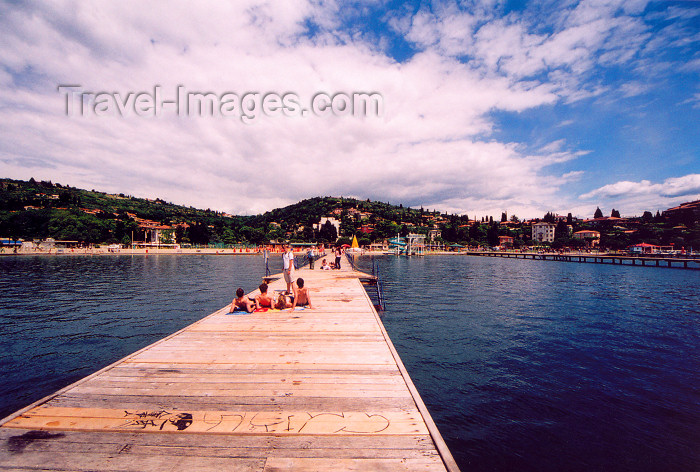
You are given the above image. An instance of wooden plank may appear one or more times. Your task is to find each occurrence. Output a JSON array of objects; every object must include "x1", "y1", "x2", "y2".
[
  {"x1": 0, "y1": 428, "x2": 438, "y2": 452},
  {"x1": 48, "y1": 394, "x2": 420, "y2": 412},
  {"x1": 5, "y1": 407, "x2": 428, "y2": 435},
  {"x1": 263, "y1": 457, "x2": 447, "y2": 472}
]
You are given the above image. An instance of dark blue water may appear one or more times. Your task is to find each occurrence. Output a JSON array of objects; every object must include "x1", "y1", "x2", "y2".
[
  {"x1": 0, "y1": 255, "x2": 264, "y2": 417},
  {"x1": 1, "y1": 255, "x2": 698, "y2": 471},
  {"x1": 354, "y1": 255, "x2": 699, "y2": 472}
]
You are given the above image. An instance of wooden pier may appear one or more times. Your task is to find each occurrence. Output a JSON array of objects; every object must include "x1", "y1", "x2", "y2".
[
  {"x1": 0, "y1": 258, "x2": 459, "y2": 471},
  {"x1": 467, "y1": 251, "x2": 700, "y2": 270}
]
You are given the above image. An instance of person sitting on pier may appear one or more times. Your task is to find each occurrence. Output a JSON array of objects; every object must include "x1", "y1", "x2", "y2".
[
  {"x1": 275, "y1": 292, "x2": 292, "y2": 310},
  {"x1": 289, "y1": 277, "x2": 313, "y2": 311},
  {"x1": 255, "y1": 283, "x2": 274, "y2": 309},
  {"x1": 229, "y1": 287, "x2": 255, "y2": 313},
  {"x1": 321, "y1": 258, "x2": 330, "y2": 270}
]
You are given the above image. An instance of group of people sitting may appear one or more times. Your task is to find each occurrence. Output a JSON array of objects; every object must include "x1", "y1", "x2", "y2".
[
  {"x1": 319, "y1": 258, "x2": 333, "y2": 270},
  {"x1": 229, "y1": 278, "x2": 313, "y2": 313}
]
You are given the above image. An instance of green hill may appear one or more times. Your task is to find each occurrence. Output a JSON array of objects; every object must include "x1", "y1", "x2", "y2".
[
  {"x1": 0, "y1": 178, "x2": 441, "y2": 246},
  {"x1": 2, "y1": 178, "x2": 698, "y2": 250}
]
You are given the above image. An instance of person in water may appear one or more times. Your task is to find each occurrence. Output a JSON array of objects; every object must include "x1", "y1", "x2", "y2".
[
  {"x1": 230, "y1": 287, "x2": 255, "y2": 313},
  {"x1": 255, "y1": 283, "x2": 274, "y2": 309},
  {"x1": 289, "y1": 277, "x2": 313, "y2": 311}
]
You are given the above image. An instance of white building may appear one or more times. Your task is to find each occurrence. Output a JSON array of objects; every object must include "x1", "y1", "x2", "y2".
[
  {"x1": 314, "y1": 217, "x2": 341, "y2": 235},
  {"x1": 532, "y1": 222, "x2": 556, "y2": 243}
]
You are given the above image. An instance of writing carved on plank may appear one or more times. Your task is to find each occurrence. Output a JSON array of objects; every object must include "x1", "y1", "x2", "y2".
[{"x1": 117, "y1": 410, "x2": 390, "y2": 434}]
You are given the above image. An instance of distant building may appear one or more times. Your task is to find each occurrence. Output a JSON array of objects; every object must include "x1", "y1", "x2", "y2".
[
  {"x1": 663, "y1": 200, "x2": 700, "y2": 221},
  {"x1": 427, "y1": 228, "x2": 441, "y2": 241},
  {"x1": 498, "y1": 235, "x2": 514, "y2": 247},
  {"x1": 573, "y1": 230, "x2": 600, "y2": 247},
  {"x1": 532, "y1": 222, "x2": 555, "y2": 243},
  {"x1": 628, "y1": 243, "x2": 660, "y2": 254},
  {"x1": 315, "y1": 217, "x2": 341, "y2": 235}
]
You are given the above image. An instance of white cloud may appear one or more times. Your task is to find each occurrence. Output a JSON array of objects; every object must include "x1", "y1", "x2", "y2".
[
  {"x1": 578, "y1": 174, "x2": 700, "y2": 215},
  {"x1": 0, "y1": 0, "x2": 696, "y2": 220}
]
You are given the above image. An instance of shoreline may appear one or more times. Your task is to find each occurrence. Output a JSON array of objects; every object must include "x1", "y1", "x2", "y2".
[{"x1": 1, "y1": 247, "x2": 617, "y2": 257}]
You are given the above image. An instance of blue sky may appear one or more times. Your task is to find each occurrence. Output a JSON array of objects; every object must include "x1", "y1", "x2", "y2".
[{"x1": 0, "y1": 0, "x2": 698, "y2": 218}]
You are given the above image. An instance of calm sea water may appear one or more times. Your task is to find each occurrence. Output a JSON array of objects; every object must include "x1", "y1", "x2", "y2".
[{"x1": 1, "y1": 254, "x2": 698, "y2": 471}]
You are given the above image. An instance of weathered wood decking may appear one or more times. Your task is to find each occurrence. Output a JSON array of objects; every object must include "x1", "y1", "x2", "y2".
[{"x1": 0, "y1": 256, "x2": 459, "y2": 471}]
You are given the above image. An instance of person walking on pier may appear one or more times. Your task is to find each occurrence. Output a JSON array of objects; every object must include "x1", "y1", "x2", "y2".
[
  {"x1": 307, "y1": 247, "x2": 315, "y2": 269},
  {"x1": 282, "y1": 243, "x2": 295, "y2": 294}
]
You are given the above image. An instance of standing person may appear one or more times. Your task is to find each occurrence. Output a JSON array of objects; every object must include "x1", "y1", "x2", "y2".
[
  {"x1": 334, "y1": 246, "x2": 341, "y2": 270},
  {"x1": 282, "y1": 243, "x2": 295, "y2": 294},
  {"x1": 308, "y1": 246, "x2": 315, "y2": 269}
]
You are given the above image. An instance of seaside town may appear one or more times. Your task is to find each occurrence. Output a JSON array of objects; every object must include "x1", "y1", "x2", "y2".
[{"x1": 1, "y1": 178, "x2": 699, "y2": 256}]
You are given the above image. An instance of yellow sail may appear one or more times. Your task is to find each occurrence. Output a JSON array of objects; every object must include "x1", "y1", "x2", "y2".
[{"x1": 351, "y1": 235, "x2": 359, "y2": 248}]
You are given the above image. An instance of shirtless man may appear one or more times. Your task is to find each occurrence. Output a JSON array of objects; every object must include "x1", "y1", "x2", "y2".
[
  {"x1": 290, "y1": 277, "x2": 313, "y2": 311},
  {"x1": 229, "y1": 287, "x2": 255, "y2": 313},
  {"x1": 255, "y1": 283, "x2": 274, "y2": 309}
]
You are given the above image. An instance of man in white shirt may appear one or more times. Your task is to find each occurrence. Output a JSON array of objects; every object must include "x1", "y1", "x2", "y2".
[{"x1": 282, "y1": 243, "x2": 295, "y2": 294}]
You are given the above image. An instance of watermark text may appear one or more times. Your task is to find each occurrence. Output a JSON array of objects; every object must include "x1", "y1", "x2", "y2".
[{"x1": 58, "y1": 85, "x2": 383, "y2": 123}]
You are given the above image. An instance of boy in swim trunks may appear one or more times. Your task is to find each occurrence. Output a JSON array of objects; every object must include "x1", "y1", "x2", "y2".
[
  {"x1": 230, "y1": 287, "x2": 255, "y2": 313},
  {"x1": 289, "y1": 277, "x2": 313, "y2": 311}
]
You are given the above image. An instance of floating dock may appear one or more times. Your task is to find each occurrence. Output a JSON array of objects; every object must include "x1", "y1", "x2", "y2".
[{"x1": 0, "y1": 258, "x2": 459, "y2": 471}]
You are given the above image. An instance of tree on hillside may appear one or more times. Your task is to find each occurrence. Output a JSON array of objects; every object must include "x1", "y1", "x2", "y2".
[
  {"x1": 319, "y1": 220, "x2": 337, "y2": 242},
  {"x1": 486, "y1": 223, "x2": 499, "y2": 247},
  {"x1": 611, "y1": 209, "x2": 621, "y2": 218},
  {"x1": 501, "y1": 212, "x2": 507, "y2": 222},
  {"x1": 555, "y1": 220, "x2": 569, "y2": 241},
  {"x1": 594, "y1": 207, "x2": 603, "y2": 218}
]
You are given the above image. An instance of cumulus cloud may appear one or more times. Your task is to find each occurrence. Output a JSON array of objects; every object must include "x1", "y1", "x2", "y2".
[
  {"x1": 0, "y1": 0, "x2": 697, "y2": 219},
  {"x1": 579, "y1": 174, "x2": 700, "y2": 215}
]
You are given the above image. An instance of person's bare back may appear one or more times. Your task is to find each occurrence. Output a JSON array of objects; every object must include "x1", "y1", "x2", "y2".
[
  {"x1": 290, "y1": 277, "x2": 313, "y2": 311},
  {"x1": 255, "y1": 283, "x2": 274, "y2": 308}
]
